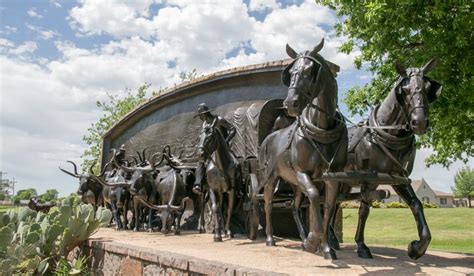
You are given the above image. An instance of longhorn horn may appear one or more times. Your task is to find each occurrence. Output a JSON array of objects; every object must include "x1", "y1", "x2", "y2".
[
  {"x1": 89, "y1": 160, "x2": 97, "y2": 175},
  {"x1": 142, "y1": 147, "x2": 147, "y2": 162},
  {"x1": 286, "y1": 44, "x2": 297, "y2": 59},
  {"x1": 59, "y1": 166, "x2": 79, "y2": 178},
  {"x1": 135, "y1": 151, "x2": 143, "y2": 163},
  {"x1": 92, "y1": 175, "x2": 129, "y2": 187},
  {"x1": 152, "y1": 152, "x2": 165, "y2": 168},
  {"x1": 67, "y1": 160, "x2": 79, "y2": 175},
  {"x1": 97, "y1": 161, "x2": 111, "y2": 177},
  {"x1": 310, "y1": 38, "x2": 324, "y2": 56}
]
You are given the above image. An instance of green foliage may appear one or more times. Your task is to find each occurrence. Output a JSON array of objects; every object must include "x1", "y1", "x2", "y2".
[
  {"x1": 340, "y1": 200, "x2": 360, "y2": 208},
  {"x1": 0, "y1": 196, "x2": 112, "y2": 275},
  {"x1": 318, "y1": 1, "x2": 473, "y2": 167},
  {"x1": 82, "y1": 70, "x2": 199, "y2": 172},
  {"x1": 423, "y1": 202, "x2": 438, "y2": 208},
  {"x1": 82, "y1": 84, "x2": 151, "y2": 173},
  {"x1": 385, "y1": 202, "x2": 408, "y2": 208},
  {"x1": 371, "y1": 201, "x2": 383, "y2": 208},
  {"x1": 38, "y1": 189, "x2": 59, "y2": 203},
  {"x1": 452, "y1": 166, "x2": 474, "y2": 207},
  {"x1": 14, "y1": 188, "x2": 38, "y2": 204},
  {"x1": 54, "y1": 254, "x2": 90, "y2": 276}
]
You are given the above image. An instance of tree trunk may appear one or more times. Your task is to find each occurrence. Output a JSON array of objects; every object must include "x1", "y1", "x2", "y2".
[{"x1": 469, "y1": 195, "x2": 472, "y2": 208}]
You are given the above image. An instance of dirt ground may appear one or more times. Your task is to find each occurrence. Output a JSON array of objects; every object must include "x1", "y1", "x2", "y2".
[{"x1": 91, "y1": 228, "x2": 474, "y2": 275}]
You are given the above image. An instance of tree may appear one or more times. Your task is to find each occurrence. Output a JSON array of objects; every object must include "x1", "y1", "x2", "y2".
[
  {"x1": 452, "y1": 166, "x2": 474, "y2": 208},
  {"x1": 38, "y1": 189, "x2": 59, "y2": 203},
  {"x1": 82, "y1": 72, "x2": 199, "y2": 172},
  {"x1": 13, "y1": 188, "x2": 37, "y2": 204},
  {"x1": 82, "y1": 84, "x2": 151, "y2": 173},
  {"x1": 317, "y1": 1, "x2": 473, "y2": 167}
]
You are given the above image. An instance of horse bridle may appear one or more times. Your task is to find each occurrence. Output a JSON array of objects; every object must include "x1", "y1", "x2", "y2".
[{"x1": 287, "y1": 54, "x2": 323, "y2": 107}]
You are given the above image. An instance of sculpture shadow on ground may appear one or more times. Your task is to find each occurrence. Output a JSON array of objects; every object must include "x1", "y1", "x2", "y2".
[{"x1": 312, "y1": 245, "x2": 473, "y2": 275}]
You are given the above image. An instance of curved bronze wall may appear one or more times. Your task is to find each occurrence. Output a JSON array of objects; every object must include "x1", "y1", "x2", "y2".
[{"x1": 101, "y1": 59, "x2": 291, "y2": 166}]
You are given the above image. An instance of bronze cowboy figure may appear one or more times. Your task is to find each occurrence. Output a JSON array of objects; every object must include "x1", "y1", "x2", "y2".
[{"x1": 193, "y1": 103, "x2": 236, "y2": 194}]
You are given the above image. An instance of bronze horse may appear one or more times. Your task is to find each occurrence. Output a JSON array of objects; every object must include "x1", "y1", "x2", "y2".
[
  {"x1": 197, "y1": 124, "x2": 242, "y2": 242},
  {"x1": 255, "y1": 39, "x2": 348, "y2": 259},
  {"x1": 342, "y1": 59, "x2": 442, "y2": 260}
]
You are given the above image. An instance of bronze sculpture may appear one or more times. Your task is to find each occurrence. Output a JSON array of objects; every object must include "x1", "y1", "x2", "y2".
[
  {"x1": 28, "y1": 197, "x2": 56, "y2": 213},
  {"x1": 59, "y1": 160, "x2": 107, "y2": 210},
  {"x1": 196, "y1": 103, "x2": 241, "y2": 241},
  {"x1": 193, "y1": 103, "x2": 236, "y2": 194},
  {"x1": 341, "y1": 59, "x2": 442, "y2": 259},
  {"x1": 255, "y1": 39, "x2": 348, "y2": 259}
]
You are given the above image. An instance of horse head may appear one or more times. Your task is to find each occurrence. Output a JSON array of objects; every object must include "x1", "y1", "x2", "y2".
[
  {"x1": 282, "y1": 38, "x2": 337, "y2": 116},
  {"x1": 197, "y1": 125, "x2": 219, "y2": 160},
  {"x1": 394, "y1": 58, "x2": 442, "y2": 135}
]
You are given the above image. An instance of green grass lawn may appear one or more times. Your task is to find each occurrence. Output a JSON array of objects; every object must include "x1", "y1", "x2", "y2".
[
  {"x1": 0, "y1": 205, "x2": 17, "y2": 213},
  {"x1": 342, "y1": 208, "x2": 474, "y2": 254}
]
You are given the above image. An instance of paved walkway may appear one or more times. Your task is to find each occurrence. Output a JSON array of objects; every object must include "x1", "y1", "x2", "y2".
[{"x1": 91, "y1": 228, "x2": 474, "y2": 275}]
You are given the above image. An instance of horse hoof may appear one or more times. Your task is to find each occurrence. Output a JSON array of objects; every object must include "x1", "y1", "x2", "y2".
[
  {"x1": 174, "y1": 230, "x2": 181, "y2": 235},
  {"x1": 357, "y1": 244, "x2": 373, "y2": 259},
  {"x1": 199, "y1": 228, "x2": 206, "y2": 234},
  {"x1": 148, "y1": 228, "x2": 154, "y2": 233},
  {"x1": 214, "y1": 236, "x2": 223, "y2": 242},
  {"x1": 323, "y1": 249, "x2": 337, "y2": 260},
  {"x1": 133, "y1": 228, "x2": 139, "y2": 232},
  {"x1": 266, "y1": 239, "x2": 275, "y2": 246},
  {"x1": 303, "y1": 234, "x2": 319, "y2": 253},
  {"x1": 226, "y1": 231, "x2": 234, "y2": 239},
  {"x1": 408, "y1": 240, "x2": 425, "y2": 260}
]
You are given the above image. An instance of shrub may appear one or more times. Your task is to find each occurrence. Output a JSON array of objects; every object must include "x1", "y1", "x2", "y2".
[
  {"x1": 341, "y1": 201, "x2": 360, "y2": 208},
  {"x1": 0, "y1": 196, "x2": 111, "y2": 275},
  {"x1": 385, "y1": 201, "x2": 408, "y2": 208},
  {"x1": 423, "y1": 202, "x2": 438, "y2": 208},
  {"x1": 371, "y1": 201, "x2": 384, "y2": 208}
]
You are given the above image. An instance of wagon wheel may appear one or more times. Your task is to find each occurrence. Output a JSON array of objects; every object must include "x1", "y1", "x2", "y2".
[{"x1": 246, "y1": 173, "x2": 261, "y2": 240}]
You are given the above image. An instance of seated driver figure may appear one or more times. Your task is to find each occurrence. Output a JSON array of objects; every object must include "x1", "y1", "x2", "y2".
[{"x1": 192, "y1": 103, "x2": 236, "y2": 194}]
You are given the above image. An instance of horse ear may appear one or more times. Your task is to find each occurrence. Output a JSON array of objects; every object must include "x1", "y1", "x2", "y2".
[
  {"x1": 426, "y1": 78, "x2": 443, "y2": 103},
  {"x1": 286, "y1": 44, "x2": 297, "y2": 59},
  {"x1": 422, "y1": 57, "x2": 438, "y2": 74},
  {"x1": 395, "y1": 60, "x2": 407, "y2": 77},
  {"x1": 310, "y1": 38, "x2": 324, "y2": 56}
]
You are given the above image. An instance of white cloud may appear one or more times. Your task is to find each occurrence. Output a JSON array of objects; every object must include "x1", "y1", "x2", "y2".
[
  {"x1": 27, "y1": 8, "x2": 43, "y2": 19},
  {"x1": 51, "y1": 0, "x2": 62, "y2": 8},
  {"x1": 0, "y1": 0, "x2": 368, "y2": 196},
  {"x1": 0, "y1": 25, "x2": 18, "y2": 35},
  {"x1": 9, "y1": 41, "x2": 38, "y2": 56},
  {"x1": 26, "y1": 24, "x2": 61, "y2": 40},
  {"x1": 0, "y1": 38, "x2": 14, "y2": 48},
  {"x1": 248, "y1": 0, "x2": 280, "y2": 12},
  {"x1": 69, "y1": 0, "x2": 156, "y2": 38}
]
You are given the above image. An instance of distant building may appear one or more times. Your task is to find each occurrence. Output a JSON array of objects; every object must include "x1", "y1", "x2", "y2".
[{"x1": 378, "y1": 178, "x2": 454, "y2": 208}]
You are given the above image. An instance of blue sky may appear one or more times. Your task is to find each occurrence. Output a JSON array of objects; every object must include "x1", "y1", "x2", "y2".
[{"x1": 0, "y1": 0, "x2": 471, "y2": 197}]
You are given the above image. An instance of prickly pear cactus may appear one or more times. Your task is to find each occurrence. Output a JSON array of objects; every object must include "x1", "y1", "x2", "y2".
[{"x1": 0, "y1": 196, "x2": 112, "y2": 275}]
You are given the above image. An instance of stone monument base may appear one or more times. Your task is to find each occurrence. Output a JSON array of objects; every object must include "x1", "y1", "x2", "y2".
[{"x1": 82, "y1": 228, "x2": 473, "y2": 275}]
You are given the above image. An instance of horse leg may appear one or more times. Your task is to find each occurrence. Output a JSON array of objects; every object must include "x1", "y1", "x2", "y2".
[
  {"x1": 292, "y1": 185, "x2": 307, "y2": 242},
  {"x1": 199, "y1": 193, "x2": 206, "y2": 233},
  {"x1": 133, "y1": 199, "x2": 140, "y2": 232},
  {"x1": 225, "y1": 190, "x2": 235, "y2": 238},
  {"x1": 296, "y1": 172, "x2": 323, "y2": 253},
  {"x1": 123, "y1": 201, "x2": 129, "y2": 230},
  {"x1": 111, "y1": 203, "x2": 122, "y2": 230},
  {"x1": 393, "y1": 184, "x2": 431, "y2": 260},
  {"x1": 175, "y1": 212, "x2": 183, "y2": 235},
  {"x1": 264, "y1": 176, "x2": 278, "y2": 246},
  {"x1": 320, "y1": 181, "x2": 340, "y2": 260},
  {"x1": 355, "y1": 184, "x2": 376, "y2": 258},
  {"x1": 209, "y1": 189, "x2": 222, "y2": 242},
  {"x1": 148, "y1": 207, "x2": 154, "y2": 232},
  {"x1": 328, "y1": 204, "x2": 340, "y2": 250}
]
